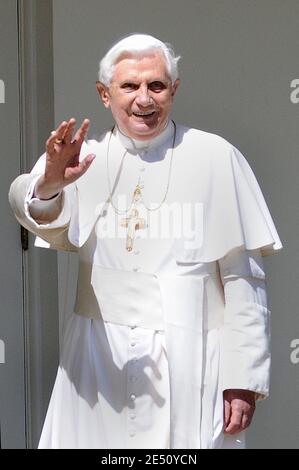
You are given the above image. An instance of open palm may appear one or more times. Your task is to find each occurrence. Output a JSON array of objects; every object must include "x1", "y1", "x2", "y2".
[{"x1": 35, "y1": 118, "x2": 95, "y2": 199}]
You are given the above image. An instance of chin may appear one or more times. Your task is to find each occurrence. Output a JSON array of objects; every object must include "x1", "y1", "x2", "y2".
[
  {"x1": 133, "y1": 131, "x2": 159, "y2": 141},
  {"x1": 128, "y1": 122, "x2": 164, "y2": 140}
]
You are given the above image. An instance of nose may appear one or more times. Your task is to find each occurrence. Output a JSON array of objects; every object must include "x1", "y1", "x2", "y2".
[{"x1": 135, "y1": 86, "x2": 152, "y2": 107}]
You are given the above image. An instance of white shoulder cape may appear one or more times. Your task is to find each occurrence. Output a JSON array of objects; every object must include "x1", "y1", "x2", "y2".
[{"x1": 16, "y1": 125, "x2": 282, "y2": 259}]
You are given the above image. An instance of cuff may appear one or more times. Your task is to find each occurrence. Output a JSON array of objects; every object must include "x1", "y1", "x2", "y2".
[{"x1": 24, "y1": 175, "x2": 68, "y2": 227}]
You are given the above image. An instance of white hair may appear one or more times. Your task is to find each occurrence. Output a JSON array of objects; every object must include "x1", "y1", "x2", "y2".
[{"x1": 98, "y1": 33, "x2": 180, "y2": 86}]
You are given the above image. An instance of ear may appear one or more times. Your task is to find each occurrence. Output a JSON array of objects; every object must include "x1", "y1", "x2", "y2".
[
  {"x1": 96, "y1": 81, "x2": 111, "y2": 108},
  {"x1": 171, "y1": 79, "x2": 180, "y2": 97}
]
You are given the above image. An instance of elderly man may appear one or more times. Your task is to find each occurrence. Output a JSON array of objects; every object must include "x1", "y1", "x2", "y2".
[{"x1": 9, "y1": 34, "x2": 282, "y2": 449}]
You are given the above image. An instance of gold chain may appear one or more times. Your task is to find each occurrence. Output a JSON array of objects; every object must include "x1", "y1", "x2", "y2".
[{"x1": 106, "y1": 121, "x2": 176, "y2": 215}]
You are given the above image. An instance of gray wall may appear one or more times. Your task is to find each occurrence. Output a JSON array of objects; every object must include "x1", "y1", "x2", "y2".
[{"x1": 51, "y1": 0, "x2": 298, "y2": 448}]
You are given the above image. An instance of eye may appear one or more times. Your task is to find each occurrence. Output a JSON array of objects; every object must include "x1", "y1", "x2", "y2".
[
  {"x1": 121, "y1": 83, "x2": 138, "y2": 91},
  {"x1": 149, "y1": 81, "x2": 166, "y2": 92}
]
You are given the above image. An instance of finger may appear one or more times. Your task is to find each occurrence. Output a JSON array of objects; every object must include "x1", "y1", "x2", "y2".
[
  {"x1": 78, "y1": 153, "x2": 96, "y2": 175},
  {"x1": 224, "y1": 421, "x2": 243, "y2": 434},
  {"x1": 224, "y1": 410, "x2": 243, "y2": 435},
  {"x1": 68, "y1": 153, "x2": 95, "y2": 179},
  {"x1": 46, "y1": 121, "x2": 68, "y2": 153},
  {"x1": 224, "y1": 400, "x2": 231, "y2": 428},
  {"x1": 73, "y1": 118, "x2": 90, "y2": 146},
  {"x1": 241, "y1": 412, "x2": 253, "y2": 430},
  {"x1": 63, "y1": 118, "x2": 77, "y2": 144},
  {"x1": 54, "y1": 120, "x2": 69, "y2": 141}
]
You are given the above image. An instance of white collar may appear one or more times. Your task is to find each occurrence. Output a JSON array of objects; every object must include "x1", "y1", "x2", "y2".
[{"x1": 115, "y1": 120, "x2": 174, "y2": 154}]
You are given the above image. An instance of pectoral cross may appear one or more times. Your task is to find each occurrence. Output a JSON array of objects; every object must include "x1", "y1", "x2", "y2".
[{"x1": 120, "y1": 208, "x2": 146, "y2": 251}]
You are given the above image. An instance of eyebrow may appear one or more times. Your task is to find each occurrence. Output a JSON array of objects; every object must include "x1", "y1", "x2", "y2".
[{"x1": 119, "y1": 79, "x2": 168, "y2": 86}]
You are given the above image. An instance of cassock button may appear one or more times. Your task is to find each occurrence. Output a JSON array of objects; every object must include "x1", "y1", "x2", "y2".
[{"x1": 130, "y1": 375, "x2": 137, "y2": 383}]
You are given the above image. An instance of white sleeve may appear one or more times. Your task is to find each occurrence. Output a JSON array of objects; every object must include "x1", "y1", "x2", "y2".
[
  {"x1": 9, "y1": 160, "x2": 77, "y2": 251},
  {"x1": 25, "y1": 175, "x2": 70, "y2": 227},
  {"x1": 218, "y1": 248, "x2": 271, "y2": 398},
  {"x1": 27, "y1": 185, "x2": 63, "y2": 224}
]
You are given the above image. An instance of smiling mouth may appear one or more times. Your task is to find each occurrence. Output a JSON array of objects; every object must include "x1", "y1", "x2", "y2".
[{"x1": 132, "y1": 111, "x2": 156, "y2": 118}]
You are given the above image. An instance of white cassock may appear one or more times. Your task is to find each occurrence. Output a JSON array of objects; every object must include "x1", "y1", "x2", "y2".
[{"x1": 9, "y1": 120, "x2": 283, "y2": 449}]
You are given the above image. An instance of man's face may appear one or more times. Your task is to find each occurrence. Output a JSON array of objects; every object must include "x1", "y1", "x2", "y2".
[{"x1": 97, "y1": 51, "x2": 180, "y2": 140}]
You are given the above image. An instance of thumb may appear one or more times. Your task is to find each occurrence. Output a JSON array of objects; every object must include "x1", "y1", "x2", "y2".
[{"x1": 78, "y1": 153, "x2": 96, "y2": 175}]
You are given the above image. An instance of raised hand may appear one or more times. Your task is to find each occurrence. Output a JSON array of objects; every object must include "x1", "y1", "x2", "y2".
[{"x1": 34, "y1": 118, "x2": 95, "y2": 199}]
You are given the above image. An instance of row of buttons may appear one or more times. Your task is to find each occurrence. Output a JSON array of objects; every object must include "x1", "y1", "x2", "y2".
[
  {"x1": 128, "y1": 327, "x2": 139, "y2": 438},
  {"x1": 127, "y1": 161, "x2": 144, "y2": 438}
]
